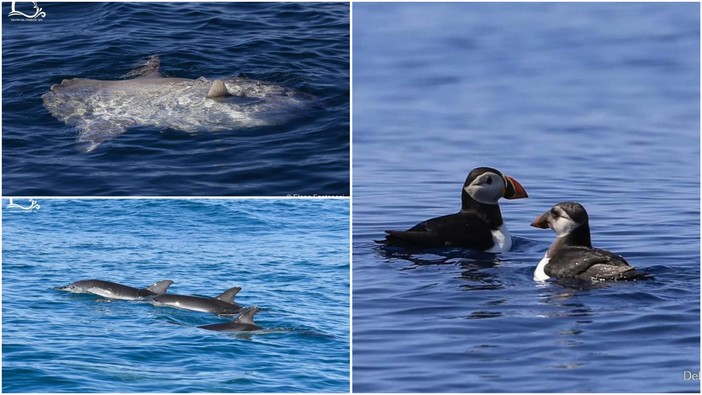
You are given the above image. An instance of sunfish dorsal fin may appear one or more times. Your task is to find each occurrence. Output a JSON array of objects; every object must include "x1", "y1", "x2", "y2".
[
  {"x1": 235, "y1": 306, "x2": 260, "y2": 325},
  {"x1": 215, "y1": 287, "x2": 241, "y2": 303},
  {"x1": 126, "y1": 55, "x2": 163, "y2": 79},
  {"x1": 206, "y1": 80, "x2": 231, "y2": 98},
  {"x1": 146, "y1": 280, "x2": 174, "y2": 294}
]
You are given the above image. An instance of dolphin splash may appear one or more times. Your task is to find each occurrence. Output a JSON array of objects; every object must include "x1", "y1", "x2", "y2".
[{"x1": 42, "y1": 56, "x2": 309, "y2": 152}]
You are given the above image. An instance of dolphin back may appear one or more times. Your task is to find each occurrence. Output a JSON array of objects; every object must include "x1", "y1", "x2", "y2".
[
  {"x1": 57, "y1": 279, "x2": 162, "y2": 300},
  {"x1": 198, "y1": 307, "x2": 263, "y2": 332}
]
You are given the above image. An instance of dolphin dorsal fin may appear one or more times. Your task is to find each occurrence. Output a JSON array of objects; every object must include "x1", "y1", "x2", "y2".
[
  {"x1": 215, "y1": 287, "x2": 241, "y2": 303},
  {"x1": 206, "y1": 80, "x2": 231, "y2": 98},
  {"x1": 147, "y1": 280, "x2": 174, "y2": 294},
  {"x1": 126, "y1": 55, "x2": 163, "y2": 79},
  {"x1": 235, "y1": 307, "x2": 260, "y2": 325}
]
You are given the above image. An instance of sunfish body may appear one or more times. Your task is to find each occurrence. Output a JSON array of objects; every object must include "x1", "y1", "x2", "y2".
[
  {"x1": 152, "y1": 286, "x2": 243, "y2": 315},
  {"x1": 42, "y1": 55, "x2": 309, "y2": 152},
  {"x1": 58, "y1": 279, "x2": 173, "y2": 300},
  {"x1": 198, "y1": 306, "x2": 262, "y2": 332}
]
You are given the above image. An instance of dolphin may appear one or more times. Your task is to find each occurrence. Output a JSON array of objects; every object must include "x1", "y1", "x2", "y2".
[
  {"x1": 42, "y1": 55, "x2": 309, "y2": 152},
  {"x1": 57, "y1": 279, "x2": 173, "y2": 300},
  {"x1": 151, "y1": 286, "x2": 243, "y2": 315},
  {"x1": 198, "y1": 306, "x2": 263, "y2": 332}
]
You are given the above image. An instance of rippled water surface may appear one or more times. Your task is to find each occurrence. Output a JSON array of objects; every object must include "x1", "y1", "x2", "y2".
[
  {"x1": 3, "y1": 199, "x2": 349, "y2": 392},
  {"x1": 353, "y1": 3, "x2": 699, "y2": 392},
  {"x1": 3, "y1": 2, "x2": 349, "y2": 196}
]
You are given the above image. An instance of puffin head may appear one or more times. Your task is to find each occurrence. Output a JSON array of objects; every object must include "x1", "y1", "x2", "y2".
[
  {"x1": 531, "y1": 201, "x2": 589, "y2": 236},
  {"x1": 462, "y1": 167, "x2": 528, "y2": 205}
]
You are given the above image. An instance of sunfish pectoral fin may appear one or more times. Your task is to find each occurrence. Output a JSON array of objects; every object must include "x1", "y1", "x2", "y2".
[
  {"x1": 146, "y1": 280, "x2": 174, "y2": 295},
  {"x1": 206, "y1": 80, "x2": 231, "y2": 98},
  {"x1": 215, "y1": 286, "x2": 242, "y2": 303}
]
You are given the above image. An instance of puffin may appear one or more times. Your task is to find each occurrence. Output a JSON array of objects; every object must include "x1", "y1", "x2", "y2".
[
  {"x1": 531, "y1": 201, "x2": 646, "y2": 281},
  {"x1": 379, "y1": 167, "x2": 528, "y2": 252}
]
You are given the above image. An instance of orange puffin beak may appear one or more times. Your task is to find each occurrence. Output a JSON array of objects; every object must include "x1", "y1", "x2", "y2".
[
  {"x1": 530, "y1": 211, "x2": 550, "y2": 228},
  {"x1": 503, "y1": 176, "x2": 528, "y2": 199}
]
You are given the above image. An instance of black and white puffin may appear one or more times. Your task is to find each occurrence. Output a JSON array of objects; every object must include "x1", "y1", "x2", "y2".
[
  {"x1": 379, "y1": 167, "x2": 528, "y2": 252},
  {"x1": 531, "y1": 201, "x2": 646, "y2": 281}
]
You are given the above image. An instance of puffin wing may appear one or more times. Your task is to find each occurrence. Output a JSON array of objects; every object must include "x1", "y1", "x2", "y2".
[
  {"x1": 383, "y1": 213, "x2": 493, "y2": 249},
  {"x1": 547, "y1": 247, "x2": 638, "y2": 281},
  {"x1": 583, "y1": 264, "x2": 640, "y2": 281},
  {"x1": 384, "y1": 227, "x2": 445, "y2": 248},
  {"x1": 591, "y1": 248, "x2": 630, "y2": 266}
]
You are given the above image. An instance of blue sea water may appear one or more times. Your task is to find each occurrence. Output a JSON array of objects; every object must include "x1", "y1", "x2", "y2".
[
  {"x1": 2, "y1": 2, "x2": 349, "y2": 196},
  {"x1": 2, "y1": 198, "x2": 350, "y2": 392},
  {"x1": 353, "y1": 2, "x2": 700, "y2": 393}
]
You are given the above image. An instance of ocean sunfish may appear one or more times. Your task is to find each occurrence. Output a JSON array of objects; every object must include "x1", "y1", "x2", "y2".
[{"x1": 42, "y1": 55, "x2": 309, "y2": 152}]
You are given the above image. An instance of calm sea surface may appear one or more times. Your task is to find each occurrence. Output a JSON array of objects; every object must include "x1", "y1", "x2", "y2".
[
  {"x1": 353, "y1": 3, "x2": 700, "y2": 392},
  {"x1": 2, "y1": 2, "x2": 349, "y2": 196},
  {"x1": 3, "y1": 199, "x2": 350, "y2": 392}
]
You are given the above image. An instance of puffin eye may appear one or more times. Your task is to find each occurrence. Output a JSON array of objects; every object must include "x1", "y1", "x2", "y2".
[
  {"x1": 550, "y1": 208, "x2": 559, "y2": 217},
  {"x1": 485, "y1": 176, "x2": 493, "y2": 185}
]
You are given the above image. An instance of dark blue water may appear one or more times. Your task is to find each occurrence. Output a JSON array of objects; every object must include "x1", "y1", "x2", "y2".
[
  {"x1": 3, "y1": 198, "x2": 349, "y2": 392},
  {"x1": 2, "y1": 2, "x2": 349, "y2": 196},
  {"x1": 353, "y1": 3, "x2": 700, "y2": 392}
]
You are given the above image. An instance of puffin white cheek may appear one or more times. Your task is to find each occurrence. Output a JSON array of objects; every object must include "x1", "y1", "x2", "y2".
[
  {"x1": 465, "y1": 183, "x2": 502, "y2": 204},
  {"x1": 552, "y1": 216, "x2": 578, "y2": 236}
]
